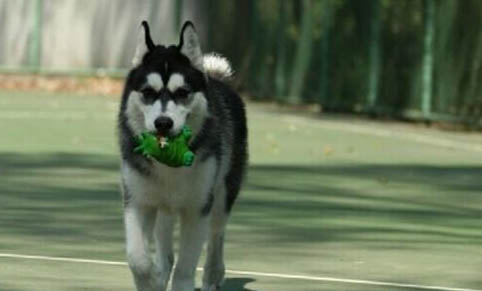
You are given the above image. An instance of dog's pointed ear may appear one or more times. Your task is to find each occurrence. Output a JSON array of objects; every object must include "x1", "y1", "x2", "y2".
[
  {"x1": 132, "y1": 21, "x2": 156, "y2": 66},
  {"x1": 178, "y1": 21, "x2": 204, "y2": 71}
]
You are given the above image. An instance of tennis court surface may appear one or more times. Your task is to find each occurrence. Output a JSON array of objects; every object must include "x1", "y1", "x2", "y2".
[{"x1": 1, "y1": 90, "x2": 481, "y2": 291}]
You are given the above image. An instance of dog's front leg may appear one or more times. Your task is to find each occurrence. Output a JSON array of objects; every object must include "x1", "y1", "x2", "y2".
[
  {"x1": 124, "y1": 205, "x2": 162, "y2": 291},
  {"x1": 171, "y1": 211, "x2": 209, "y2": 291},
  {"x1": 154, "y1": 211, "x2": 175, "y2": 291}
]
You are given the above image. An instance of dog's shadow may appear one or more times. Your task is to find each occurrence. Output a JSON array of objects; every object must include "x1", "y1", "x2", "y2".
[{"x1": 195, "y1": 277, "x2": 257, "y2": 291}]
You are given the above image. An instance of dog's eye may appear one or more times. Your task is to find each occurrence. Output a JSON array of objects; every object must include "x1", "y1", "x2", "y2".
[
  {"x1": 140, "y1": 88, "x2": 157, "y2": 101},
  {"x1": 173, "y1": 88, "x2": 190, "y2": 100}
]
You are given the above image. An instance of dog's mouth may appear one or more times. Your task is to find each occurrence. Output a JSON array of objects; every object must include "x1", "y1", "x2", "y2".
[
  {"x1": 154, "y1": 129, "x2": 180, "y2": 142},
  {"x1": 155, "y1": 131, "x2": 165, "y2": 139},
  {"x1": 153, "y1": 132, "x2": 169, "y2": 148},
  {"x1": 154, "y1": 130, "x2": 174, "y2": 139},
  {"x1": 155, "y1": 127, "x2": 182, "y2": 139}
]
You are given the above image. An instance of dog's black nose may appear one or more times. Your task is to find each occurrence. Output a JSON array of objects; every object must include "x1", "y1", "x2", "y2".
[{"x1": 154, "y1": 117, "x2": 173, "y2": 134}]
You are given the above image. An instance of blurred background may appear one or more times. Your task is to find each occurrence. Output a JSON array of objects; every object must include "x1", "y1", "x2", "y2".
[
  {"x1": 1, "y1": 1, "x2": 482, "y2": 291},
  {"x1": 1, "y1": 0, "x2": 481, "y2": 126}
]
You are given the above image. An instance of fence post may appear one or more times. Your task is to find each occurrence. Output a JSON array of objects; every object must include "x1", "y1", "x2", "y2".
[
  {"x1": 275, "y1": 1, "x2": 287, "y2": 101},
  {"x1": 29, "y1": 0, "x2": 43, "y2": 72},
  {"x1": 422, "y1": 0, "x2": 435, "y2": 119},
  {"x1": 175, "y1": 0, "x2": 183, "y2": 32},
  {"x1": 319, "y1": 0, "x2": 334, "y2": 110},
  {"x1": 288, "y1": 0, "x2": 313, "y2": 105},
  {"x1": 367, "y1": 0, "x2": 381, "y2": 113}
]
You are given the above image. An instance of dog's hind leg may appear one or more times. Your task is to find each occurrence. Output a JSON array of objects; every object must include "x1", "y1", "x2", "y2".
[
  {"x1": 154, "y1": 210, "x2": 175, "y2": 291},
  {"x1": 202, "y1": 187, "x2": 228, "y2": 291},
  {"x1": 124, "y1": 205, "x2": 162, "y2": 291},
  {"x1": 171, "y1": 210, "x2": 209, "y2": 291}
]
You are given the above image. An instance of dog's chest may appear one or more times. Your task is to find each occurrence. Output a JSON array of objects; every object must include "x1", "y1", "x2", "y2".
[{"x1": 123, "y1": 157, "x2": 217, "y2": 210}]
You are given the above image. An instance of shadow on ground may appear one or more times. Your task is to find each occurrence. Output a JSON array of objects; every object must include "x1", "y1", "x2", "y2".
[
  {"x1": 195, "y1": 277, "x2": 257, "y2": 291},
  {"x1": 1, "y1": 151, "x2": 482, "y2": 251}
]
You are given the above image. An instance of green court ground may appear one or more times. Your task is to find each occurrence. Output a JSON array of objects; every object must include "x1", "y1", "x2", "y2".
[{"x1": 0, "y1": 90, "x2": 481, "y2": 291}]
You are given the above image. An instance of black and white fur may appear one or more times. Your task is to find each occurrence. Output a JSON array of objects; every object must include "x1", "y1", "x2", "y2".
[{"x1": 117, "y1": 21, "x2": 247, "y2": 291}]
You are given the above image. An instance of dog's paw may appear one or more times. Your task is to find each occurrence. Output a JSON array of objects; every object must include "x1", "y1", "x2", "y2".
[
  {"x1": 202, "y1": 265, "x2": 224, "y2": 291},
  {"x1": 201, "y1": 284, "x2": 222, "y2": 291}
]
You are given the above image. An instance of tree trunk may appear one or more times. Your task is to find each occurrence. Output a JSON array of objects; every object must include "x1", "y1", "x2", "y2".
[
  {"x1": 29, "y1": 0, "x2": 43, "y2": 71},
  {"x1": 288, "y1": 0, "x2": 313, "y2": 105},
  {"x1": 422, "y1": 0, "x2": 435, "y2": 119},
  {"x1": 275, "y1": 1, "x2": 287, "y2": 101},
  {"x1": 366, "y1": 0, "x2": 381, "y2": 113},
  {"x1": 319, "y1": 0, "x2": 334, "y2": 110}
]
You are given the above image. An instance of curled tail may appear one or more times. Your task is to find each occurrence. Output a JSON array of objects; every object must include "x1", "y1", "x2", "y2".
[{"x1": 203, "y1": 53, "x2": 233, "y2": 81}]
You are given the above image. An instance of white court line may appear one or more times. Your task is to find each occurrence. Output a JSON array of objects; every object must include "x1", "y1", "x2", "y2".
[
  {"x1": 0, "y1": 253, "x2": 480, "y2": 291},
  {"x1": 283, "y1": 116, "x2": 482, "y2": 153}
]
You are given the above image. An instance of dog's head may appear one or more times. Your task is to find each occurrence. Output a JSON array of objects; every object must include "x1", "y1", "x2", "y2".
[{"x1": 123, "y1": 21, "x2": 208, "y2": 138}]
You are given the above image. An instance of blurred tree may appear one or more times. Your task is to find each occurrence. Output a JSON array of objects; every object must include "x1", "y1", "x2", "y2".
[
  {"x1": 432, "y1": 0, "x2": 456, "y2": 116},
  {"x1": 466, "y1": 29, "x2": 482, "y2": 112},
  {"x1": 366, "y1": 0, "x2": 381, "y2": 113},
  {"x1": 422, "y1": 0, "x2": 435, "y2": 119},
  {"x1": 233, "y1": 0, "x2": 259, "y2": 91},
  {"x1": 319, "y1": 0, "x2": 335, "y2": 110},
  {"x1": 275, "y1": 0, "x2": 287, "y2": 100},
  {"x1": 288, "y1": 0, "x2": 313, "y2": 104},
  {"x1": 29, "y1": 0, "x2": 43, "y2": 71},
  {"x1": 232, "y1": 0, "x2": 254, "y2": 68},
  {"x1": 431, "y1": 0, "x2": 482, "y2": 124},
  {"x1": 175, "y1": 0, "x2": 183, "y2": 31},
  {"x1": 2, "y1": 0, "x2": 481, "y2": 126}
]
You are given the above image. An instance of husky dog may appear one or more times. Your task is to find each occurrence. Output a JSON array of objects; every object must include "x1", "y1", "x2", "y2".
[{"x1": 117, "y1": 21, "x2": 247, "y2": 291}]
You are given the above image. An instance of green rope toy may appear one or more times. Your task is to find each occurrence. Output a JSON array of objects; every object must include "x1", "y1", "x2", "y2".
[{"x1": 134, "y1": 126, "x2": 195, "y2": 167}]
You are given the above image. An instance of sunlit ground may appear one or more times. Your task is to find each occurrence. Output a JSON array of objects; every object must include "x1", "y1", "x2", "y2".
[{"x1": 0, "y1": 90, "x2": 481, "y2": 291}]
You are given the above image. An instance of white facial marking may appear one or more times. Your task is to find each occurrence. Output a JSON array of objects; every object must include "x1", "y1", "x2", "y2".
[
  {"x1": 167, "y1": 73, "x2": 185, "y2": 92},
  {"x1": 126, "y1": 92, "x2": 164, "y2": 134},
  {"x1": 143, "y1": 100, "x2": 162, "y2": 132},
  {"x1": 163, "y1": 100, "x2": 189, "y2": 135},
  {"x1": 158, "y1": 91, "x2": 209, "y2": 137},
  {"x1": 147, "y1": 73, "x2": 164, "y2": 91},
  {"x1": 126, "y1": 75, "x2": 208, "y2": 137},
  {"x1": 126, "y1": 91, "x2": 145, "y2": 135}
]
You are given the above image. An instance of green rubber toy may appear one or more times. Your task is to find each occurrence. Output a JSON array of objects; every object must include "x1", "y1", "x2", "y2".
[{"x1": 134, "y1": 126, "x2": 195, "y2": 167}]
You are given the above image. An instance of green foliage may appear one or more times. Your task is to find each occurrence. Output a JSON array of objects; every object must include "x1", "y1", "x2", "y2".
[
  {"x1": 205, "y1": 0, "x2": 481, "y2": 125},
  {"x1": 432, "y1": 0, "x2": 482, "y2": 123}
]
